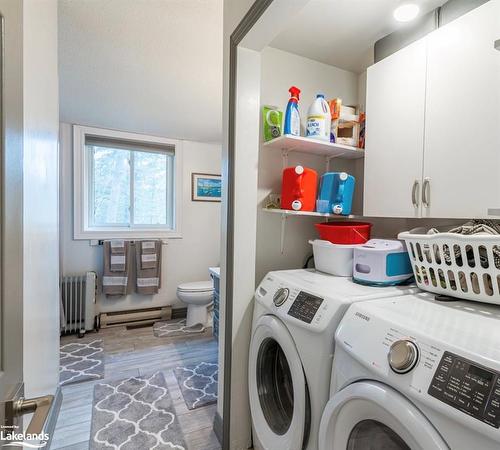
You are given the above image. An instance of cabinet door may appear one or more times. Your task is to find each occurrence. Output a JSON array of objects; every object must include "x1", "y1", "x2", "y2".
[
  {"x1": 364, "y1": 39, "x2": 427, "y2": 218},
  {"x1": 423, "y1": 0, "x2": 500, "y2": 218}
]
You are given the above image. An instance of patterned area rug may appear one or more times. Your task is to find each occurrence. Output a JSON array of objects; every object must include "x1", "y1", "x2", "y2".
[
  {"x1": 90, "y1": 372, "x2": 187, "y2": 450},
  {"x1": 153, "y1": 319, "x2": 211, "y2": 338},
  {"x1": 174, "y1": 361, "x2": 218, "y2": 410},
  {"x1": 60, "y1": 339, "x2": 104, "y2": 386}
]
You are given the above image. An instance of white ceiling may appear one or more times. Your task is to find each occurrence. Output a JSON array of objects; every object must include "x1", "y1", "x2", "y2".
[
  {"x1": 270, "y1": 0, "x2": 446, "y2": 74},
  {"x1": 58, "y1": 0, "x2": 223, "y2": 143}
]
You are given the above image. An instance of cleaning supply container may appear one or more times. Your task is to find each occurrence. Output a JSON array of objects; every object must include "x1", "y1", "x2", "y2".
[
  {"x1": 284, "y1": 86, "x2": 301, "y2": 136},
  {"x1": 353, "y1": 239, "x2": 413, "y2": 286},
  {"x1": 306, "y1": 94, "x2": 331, "y2": 141},
  {"x1": 315, "y1": 221, "x2": 372, "y2": 244},
  {"x1": 262, "y1": 105, "x2": 283, "y2": 141},
  {"x1": 309, "y1": 240, "x2": 361, "y2": 276},
  {"x1": 316, "y1": 172, "x2": 355, "y2": 215},
  {"x1": 281, "y1": 165, "x2": 318, "y2": 211}
]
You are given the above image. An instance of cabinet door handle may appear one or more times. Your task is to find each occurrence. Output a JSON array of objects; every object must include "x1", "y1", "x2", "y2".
[
  {"x1": 495, "y1": 39, "x2": 500, "y2": 51},
  {"x1": 411, "y1": 180, "x2": 420, "y2": 208},
  {"x1": 422, "y1": 178, "x2": 431, "y2": 208}
]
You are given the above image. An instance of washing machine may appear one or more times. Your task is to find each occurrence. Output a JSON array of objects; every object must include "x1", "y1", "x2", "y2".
[
  {"x1": 248, "y1": 269, "x2": 418, "y2": 450},
  {"x1": 319, "y1": 292, "x2": 500, "y2": 450}
]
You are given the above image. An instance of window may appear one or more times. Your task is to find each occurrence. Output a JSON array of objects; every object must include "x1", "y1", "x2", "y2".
[
  {"x1": 87, "y1": 138, "x2": 173, "y2": 228},
  {"x1": 74, "y1": 126, "x2": 182, "y2": 239}
]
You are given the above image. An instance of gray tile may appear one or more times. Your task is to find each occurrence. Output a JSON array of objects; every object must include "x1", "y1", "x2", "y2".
[{"x1": 52, "y1": 326, "x2": 219, "y2": 449}]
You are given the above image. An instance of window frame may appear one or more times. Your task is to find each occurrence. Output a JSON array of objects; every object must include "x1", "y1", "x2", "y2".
[{"x1": 73, "y1": 125, "x2": 183, "y2": 240}]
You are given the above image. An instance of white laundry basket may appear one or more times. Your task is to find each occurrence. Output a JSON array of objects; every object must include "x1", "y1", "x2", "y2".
[{"x1": 398, "y1": 228, "x2": 500, "y2": 304}]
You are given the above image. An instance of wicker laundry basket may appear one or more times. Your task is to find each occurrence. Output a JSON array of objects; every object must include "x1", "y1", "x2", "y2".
[{"x1": 398, "y1": 228, "x2": 500, "y2": 304}]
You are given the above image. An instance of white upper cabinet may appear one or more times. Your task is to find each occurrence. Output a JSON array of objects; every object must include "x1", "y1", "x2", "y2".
[
  {"x1": 423, "y1": 0, "x2": 500, "y2": 218},
  {"x1": 364, "y1": 0, "x2": 500, "y2": 218},
  {"x1": 364, "y1": 38, "x2": 427, "y2": 217}
]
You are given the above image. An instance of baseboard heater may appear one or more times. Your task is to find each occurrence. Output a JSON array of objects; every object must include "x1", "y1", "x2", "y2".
[{"x1": 100, "y1": 306, "x2": 172, "y2": 328}]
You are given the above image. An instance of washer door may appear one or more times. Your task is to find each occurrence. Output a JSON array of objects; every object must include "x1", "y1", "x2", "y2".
[
  {"x1": 319, "y1": 381, "x2": 449, "y2": 450},
  {"x1": 249, "y1": 315, "x2": 310, "y2": 450}
]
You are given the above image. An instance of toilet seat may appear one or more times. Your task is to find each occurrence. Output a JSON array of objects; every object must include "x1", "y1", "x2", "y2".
[{"x1": 177, "y1": 280, "x2": 213, "y2": 293}]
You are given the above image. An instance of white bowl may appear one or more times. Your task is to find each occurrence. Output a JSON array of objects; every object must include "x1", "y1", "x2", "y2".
[{"x1": 309, "y1": 239, "x2": 362, "y2": 276}]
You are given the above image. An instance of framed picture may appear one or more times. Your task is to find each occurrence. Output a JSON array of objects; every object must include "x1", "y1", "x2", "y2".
[{"x1": 191, "y1": 173, "x2": 222, "y2": 202}]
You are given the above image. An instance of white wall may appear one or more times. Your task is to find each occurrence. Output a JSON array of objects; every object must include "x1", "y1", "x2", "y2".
[
  {"x1": 58, "y1": 0, "x2": 223, "y2": 311},
  {"x1": 60, "y1": 123, "x2": 221, "y2": 312},
  {"x1": 218, "y1": 0, "x2": 257, "y2": 432},
  {"x1": 255, "y1": 53, "x2": 459, "y2": 284},
  {"x1": 219, "y1": 2, "x2": 312, "y2": 447},
  {"x1": 225, "y1": 47, "x2": 262, "y2": 450},
  {"x1": 58, "y1": 0, "x2": 223, "y2": 143},
  {"x1": 256, "y1": 47, "x2": 360, "y2": 282},
  {"x1": 23, "y1": 0, "x2": 60, "y2": 398}
]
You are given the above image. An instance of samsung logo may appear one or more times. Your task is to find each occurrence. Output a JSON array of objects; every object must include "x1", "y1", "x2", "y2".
[{"x1": 355, "y1": 312, "x2": 370, "y2": 322}]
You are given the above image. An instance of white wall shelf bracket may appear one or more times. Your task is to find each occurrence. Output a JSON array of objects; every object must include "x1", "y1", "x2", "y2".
[
  {"x1": 281, "y1": 149, "x2": 290, "y2": 168},
  {"x1": 280, "y1": 213, "x2": 287, "y2": 254}
]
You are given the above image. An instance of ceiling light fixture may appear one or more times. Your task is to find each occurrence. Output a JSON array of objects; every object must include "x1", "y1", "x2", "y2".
[{"x1": 393, "y1": 3, "x2": 420, "y2": 22}]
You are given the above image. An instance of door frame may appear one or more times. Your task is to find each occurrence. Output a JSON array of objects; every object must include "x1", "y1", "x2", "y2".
[
  {"x1": 222, "y1": 1, "x2": 273, "y2": 448},
  {"x1": 0, "y1": 1, "x2": 24, "y2": 433},
  {"x1": 223, "y1": 0, "x2": 311, "y2": 447}
]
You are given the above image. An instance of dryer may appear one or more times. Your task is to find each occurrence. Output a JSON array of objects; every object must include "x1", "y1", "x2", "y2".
[
  {"x1": 248, "y1": 269, "x2": 417, "y2": 450},
  {"x1": 319, "y1": 292, "x2": 500, "y2": 450}
]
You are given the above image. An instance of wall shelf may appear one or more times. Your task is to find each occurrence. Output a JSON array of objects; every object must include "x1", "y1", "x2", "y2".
[
  {"x1": 262, "y1": 207, "x2": 360, "y2": 254},
  {"x1": 262, "y1": 208, "x2": 356, "y2": 219},
  {"x1": 263, "y1": 134, "x2": 364, "y2": 160}
]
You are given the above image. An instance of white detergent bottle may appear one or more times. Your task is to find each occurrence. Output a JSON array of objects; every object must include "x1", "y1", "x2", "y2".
[{"x1": 306, "y1": 94, "x2": 331, "y2": 141}]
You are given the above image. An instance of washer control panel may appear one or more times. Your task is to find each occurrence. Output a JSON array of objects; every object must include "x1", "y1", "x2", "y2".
[
  {"x1": 428, "y1": 351, "x2": 500, "y2": 428},
  {"x1": 287, "y1": 291, "x2": 323, "y2": 324}
]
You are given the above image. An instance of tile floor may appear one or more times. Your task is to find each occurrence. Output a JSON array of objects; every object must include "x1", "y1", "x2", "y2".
[{"x1": 51, "y1": 324, "x2": 220, "y2": 450}]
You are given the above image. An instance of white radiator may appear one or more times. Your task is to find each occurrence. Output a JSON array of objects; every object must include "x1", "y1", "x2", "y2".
[{"x1": 61, "y1": 272, "x2": 97, "y2": 336}]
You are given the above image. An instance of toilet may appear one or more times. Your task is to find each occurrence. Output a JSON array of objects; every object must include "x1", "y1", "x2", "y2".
[{"x1": 177, "y1": 280, "x2": 214, "y2": 327}]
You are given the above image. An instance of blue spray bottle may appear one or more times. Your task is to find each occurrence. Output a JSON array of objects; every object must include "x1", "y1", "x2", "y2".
[{"x1": 284, "y1": 86, "x2": 301, "y2": 136}]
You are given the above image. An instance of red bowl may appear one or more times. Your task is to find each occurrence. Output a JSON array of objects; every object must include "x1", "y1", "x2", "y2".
[{"x1": 315, "y1": 222, "x2": 372, "y2": 245}]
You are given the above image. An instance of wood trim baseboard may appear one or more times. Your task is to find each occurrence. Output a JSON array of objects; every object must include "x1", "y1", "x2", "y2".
[
  {"x1": 213, "y1": 410, "x2": 223, "y2": 445},
  {"x1": 46, "y1": 386, "x2": 63, "y2": 448}
]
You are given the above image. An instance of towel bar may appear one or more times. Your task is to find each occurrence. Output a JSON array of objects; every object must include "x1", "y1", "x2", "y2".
[{"x1": 95, "y1": 239, "x2": 168, "y2": 246}]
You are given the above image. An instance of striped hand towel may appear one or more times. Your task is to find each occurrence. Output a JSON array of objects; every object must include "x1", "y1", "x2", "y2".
[
  {"x1": 135, "y1": 240, "x2": 162, "y2": 295},
  {"x1": 103, "y1": 240, "x2": 131, "y2": 297},
  {"x1": 140, "y1": 241, "x2": 158, "y2": 269}
]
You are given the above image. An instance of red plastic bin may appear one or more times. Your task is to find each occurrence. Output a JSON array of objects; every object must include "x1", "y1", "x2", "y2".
[{"x1": 315, "y1": 222, "x2": 372, "y2": 245}]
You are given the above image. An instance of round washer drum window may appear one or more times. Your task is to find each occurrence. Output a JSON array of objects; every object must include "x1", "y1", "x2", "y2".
[
  {"x1": 256, "y1": 337, "x2": 294, "y2": 435},
  {"x1": 347, "y1": 419, "x2": 410, "y2": 450}
]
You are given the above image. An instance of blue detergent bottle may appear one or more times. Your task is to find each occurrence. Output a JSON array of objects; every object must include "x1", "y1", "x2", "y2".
[{"x1": 284, "y1": 86, "x2": 301, "y2": 136}]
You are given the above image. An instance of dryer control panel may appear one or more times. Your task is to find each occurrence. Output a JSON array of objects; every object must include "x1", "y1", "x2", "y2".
[
  {"x1": 287, "y1": 291, "x2": 324, "y2": 323},
  {"x1": 429, "y1": 351, "x2": 500, "y2": 428}
]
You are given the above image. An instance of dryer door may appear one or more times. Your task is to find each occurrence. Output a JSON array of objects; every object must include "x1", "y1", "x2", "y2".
[
  {"x1": 248, "y1": 315, "x2": 310, "y2": 450},
  {"x1": 319, "y1": 381, "x2": 448, "y2": 450}
]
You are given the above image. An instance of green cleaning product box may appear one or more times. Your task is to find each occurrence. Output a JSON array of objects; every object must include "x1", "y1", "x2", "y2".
[{"x1": 262, "y1": 105, "x2": 283, "y2": 141}]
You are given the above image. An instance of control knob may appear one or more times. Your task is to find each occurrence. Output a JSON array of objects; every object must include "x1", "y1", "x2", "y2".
[
  {"x1": 273, "y1": 288, "x2": 289, "y2": 307},
  {"x1": 388, "y1": 340, "x2": 419, "y2": 374}
]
